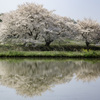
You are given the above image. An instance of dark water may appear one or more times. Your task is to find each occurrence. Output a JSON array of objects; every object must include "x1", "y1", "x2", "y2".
[{"x1": 0, "y1": 59, "x2": 100, "y2": 100}]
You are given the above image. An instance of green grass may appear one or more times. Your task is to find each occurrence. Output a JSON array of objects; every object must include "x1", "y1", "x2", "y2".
[{"x1": 0, "y1": 51, "x2": 100, "y2": 58}]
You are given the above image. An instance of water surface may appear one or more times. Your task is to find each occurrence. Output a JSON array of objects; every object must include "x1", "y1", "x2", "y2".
[{"x1": 0, "y1": 59, "x2": 100, "y2": 100}]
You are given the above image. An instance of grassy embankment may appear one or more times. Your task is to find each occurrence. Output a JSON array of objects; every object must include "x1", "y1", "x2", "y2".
[
  {"x1": 0, "y1": 51, "x2": 100, "y2": 58},
  {"x1": 0, "y1": 43, "x2": 100, "y2": 58}
]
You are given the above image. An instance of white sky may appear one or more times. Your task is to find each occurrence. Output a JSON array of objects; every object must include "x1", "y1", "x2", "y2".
[{"x1": 0, "y1": 0, "x2": 100, "y2": 22}]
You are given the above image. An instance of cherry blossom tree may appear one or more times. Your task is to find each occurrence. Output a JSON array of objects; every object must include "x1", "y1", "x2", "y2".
[
  {"x1": 77, "y1": 18, "x2": 100, "y2": 51},
  {"x1": 0, "y1": 3, "x2": 73, "y2": 46}
]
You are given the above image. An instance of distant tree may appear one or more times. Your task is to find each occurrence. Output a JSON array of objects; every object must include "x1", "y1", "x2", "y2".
[
  {"x1": 0, "y1": 3, "x2": 72, "y2": 46},
  {"x1": 77, "y1": 18, "x2": 100, "y2": 51}
]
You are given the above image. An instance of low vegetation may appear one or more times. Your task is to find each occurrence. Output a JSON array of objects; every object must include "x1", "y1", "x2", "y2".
[
  {"x1": 0, "y1": 50, "x2": 99, "y2": 58},
  {"x1": 0, "y1": 43, "x2": 100, "y2": 51}
]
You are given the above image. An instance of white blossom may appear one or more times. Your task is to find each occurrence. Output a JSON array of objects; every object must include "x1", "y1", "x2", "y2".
[{"x1": 0, "y1": 3, "x2": 73, "y2": 46}]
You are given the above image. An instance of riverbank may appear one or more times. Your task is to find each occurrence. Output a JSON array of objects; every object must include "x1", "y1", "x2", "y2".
[{"x1": 0, "y1": 51, "x2": 100, "y2": 58}]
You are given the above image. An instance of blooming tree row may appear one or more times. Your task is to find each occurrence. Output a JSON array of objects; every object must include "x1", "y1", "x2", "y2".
[{"x1": 0, "y1": 3, "x2": 100, "y2": 48}]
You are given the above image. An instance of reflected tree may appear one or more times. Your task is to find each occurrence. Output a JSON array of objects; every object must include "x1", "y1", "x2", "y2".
[{"x1": 0, "y1": 59, "x2": 100, "y2": 97}]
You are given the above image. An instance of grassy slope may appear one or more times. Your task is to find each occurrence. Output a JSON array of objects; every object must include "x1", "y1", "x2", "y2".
[
  {"x1": 0, "y1": 51, "x2": 100, "y2": 58},
  {"x1": 0, "y1": 42, "x2": 99, "y2": 58}
]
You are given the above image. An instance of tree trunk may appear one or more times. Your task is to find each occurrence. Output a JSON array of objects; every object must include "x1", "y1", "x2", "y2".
[
  {"x1": 45, "y1": 42, "x2": 51, "y2": 47},
  {"x1": 86, "y1": 41, "x2": 89, "y2": 51}
]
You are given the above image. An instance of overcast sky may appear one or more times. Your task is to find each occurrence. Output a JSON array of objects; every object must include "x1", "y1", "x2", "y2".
[{"x1": 0, "y1": 0, "x2": 100, "y2": 22}]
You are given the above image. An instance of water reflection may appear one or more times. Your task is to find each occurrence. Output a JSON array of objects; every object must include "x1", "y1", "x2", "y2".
[{"x1": 0, "y1": 59, "x2": 100, "y2": 97}]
